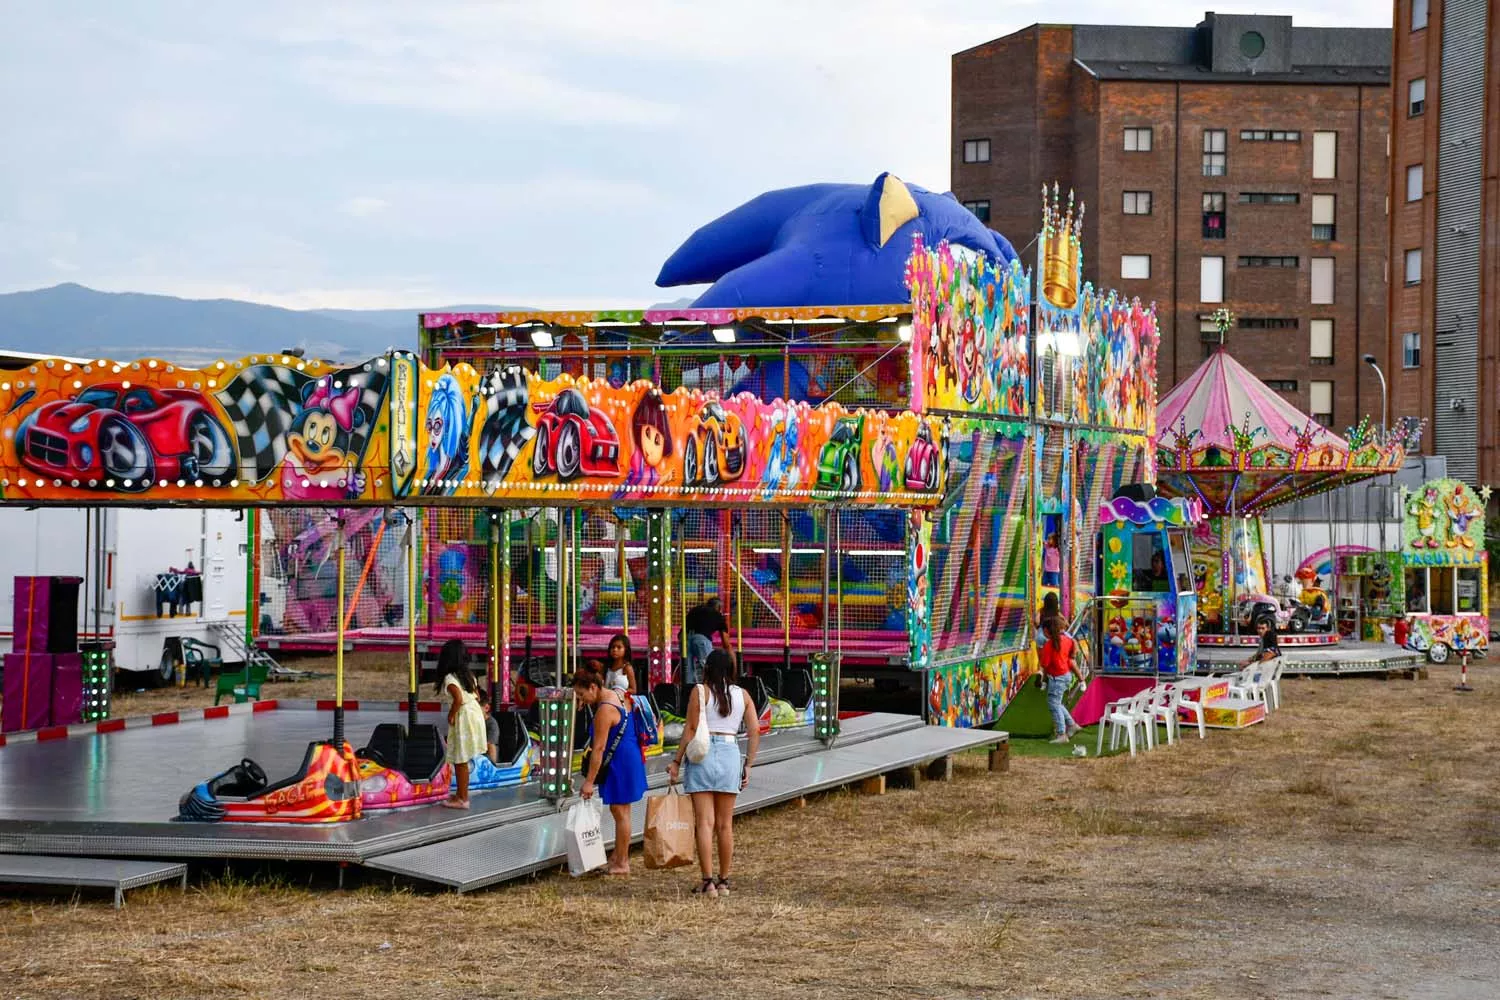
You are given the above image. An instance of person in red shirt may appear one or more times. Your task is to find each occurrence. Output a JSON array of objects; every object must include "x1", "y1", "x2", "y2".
[{"x1": 1039, "y1": 615, "x2": 1089, "y2": 743}]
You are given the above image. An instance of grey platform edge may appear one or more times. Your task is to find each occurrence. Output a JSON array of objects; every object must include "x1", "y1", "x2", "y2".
[
  {"x1": 0, "y1": 854, "x2": 188, "y2": 909},
  {"x1": 366, "y1": 725, "x2": 1007, "y2": 893},
  {"x1": 0, "y1": 713, "x2": 923, "y2": 863},
  {"x1": 1195, "y1": 647, "x2": 1422, "y2": 675}
]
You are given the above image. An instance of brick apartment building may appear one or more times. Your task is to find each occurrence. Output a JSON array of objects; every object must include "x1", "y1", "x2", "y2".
[
  {"x1": 953, "y1": 14, "x2": 1391, "y2": 430},
  {"x1": 1387, "y1": 0, "x2": 1499, "y2": 488}
]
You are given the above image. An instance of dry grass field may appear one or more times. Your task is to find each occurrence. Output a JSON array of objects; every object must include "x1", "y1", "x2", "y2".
[{"x1": 4, "y1": 660, "x2": 1498, "y2": 999}]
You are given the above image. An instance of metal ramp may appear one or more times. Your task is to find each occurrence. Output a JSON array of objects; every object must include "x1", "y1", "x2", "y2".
[
  {"x1": 366, "y1": 724, "x2": 1007, "y2": 893},
  {"x1": 211, "y1": 621, "x2": 284, "y2": 677},
  {"x1": 0, "y1": 854, "x2": 187, "y2": 908}
]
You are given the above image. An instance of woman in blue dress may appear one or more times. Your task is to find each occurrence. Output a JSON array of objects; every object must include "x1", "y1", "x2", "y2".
[{"x1": 575, "y1": 661, "x2": 647, "y2": 875}]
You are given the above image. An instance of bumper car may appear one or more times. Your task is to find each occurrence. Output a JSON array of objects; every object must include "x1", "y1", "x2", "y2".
[
  {"x1": 464, "y1": 710, "x2": 535, "y2": 790},
  {"x1": 177, "y1": 741, "x2": 362, "y2": 823},
  {"x1": 355, "y1": 723, "x2": 453, "y2": 810}
]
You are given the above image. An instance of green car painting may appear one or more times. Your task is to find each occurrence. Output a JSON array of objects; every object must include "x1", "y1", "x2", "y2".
[{"x1": 815, "y1": 416, "x2": 863, "y2": 494}]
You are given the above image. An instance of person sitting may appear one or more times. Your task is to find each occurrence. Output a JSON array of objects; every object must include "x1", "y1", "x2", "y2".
[
  {"x1": 476, "y1": 686, "x2": 500, "y2": 765},
  {"x1": 1248, "y1": 618, "x2": 1281, "y2": 664}
]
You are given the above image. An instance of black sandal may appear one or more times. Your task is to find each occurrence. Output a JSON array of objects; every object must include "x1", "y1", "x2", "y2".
[
  {"x1": 715, "y1": 877, "x2": 732, "y2": 896},
  {"x1": 693, "y1": 877, "x2": 718, "y2": 897}
]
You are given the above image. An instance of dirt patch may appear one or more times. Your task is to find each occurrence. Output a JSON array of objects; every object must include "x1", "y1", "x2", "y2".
[{"x1": 4, "y1": 667, "x2": 1499, "y2": 999}]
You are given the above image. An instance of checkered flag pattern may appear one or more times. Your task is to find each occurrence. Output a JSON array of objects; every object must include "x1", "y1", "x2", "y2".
[
  {"x1": 479, "y1": 366, "x2": 535, "y2": 493},
  {"x1": 215, "y1": 362, "x2": 390, "y2": 483}
]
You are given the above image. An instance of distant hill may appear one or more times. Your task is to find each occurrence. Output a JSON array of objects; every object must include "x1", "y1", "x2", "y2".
[{"x1": 0, "y1": 284, "x2": 528, "y2": 365}]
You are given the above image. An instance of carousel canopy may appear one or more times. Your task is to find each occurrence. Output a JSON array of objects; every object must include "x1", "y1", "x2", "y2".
[{"x1": 1155, "y1": 348, "x2": 1407, "y2": 516}]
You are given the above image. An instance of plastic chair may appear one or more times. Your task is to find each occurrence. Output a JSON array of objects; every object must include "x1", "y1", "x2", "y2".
[
  {"x1": 1167, "y1": 683, "x2": 1206, "y2": 740},
  {"x1": 1097, "y1": 691, "x2": 1153, "y2": 757},
  {"x1": 1146, "y1": 685, "x2": 1181, "y2": 746},
  {"x1": 1227, "y1": 665, "x2": 1269, "y2": 706},
  {"x1": 1262, "y1": 659, "x2": 1284, "y2": 711},
  {"x1": 180, "y1": 638, "x2": 222, "y2": 688}
]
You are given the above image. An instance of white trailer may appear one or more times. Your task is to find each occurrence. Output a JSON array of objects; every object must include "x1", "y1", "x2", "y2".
[{"x1": 0, "y1": 507, "x2": 248, "y2": 681}]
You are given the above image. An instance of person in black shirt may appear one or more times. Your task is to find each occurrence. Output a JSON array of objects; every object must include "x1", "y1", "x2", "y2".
[
  {"x1": 684, "y1": 597, "x2": 729, "y2": 684},
  {"x1": 1248, "y1": 618, "x2": 1281, "y2": 664}
]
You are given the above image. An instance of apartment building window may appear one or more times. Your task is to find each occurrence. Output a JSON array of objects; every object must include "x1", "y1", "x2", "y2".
[
  {"x1": 1311, "y1": 194, "x2": 1336, "y2": 241},
  {"x1": 1202, "y1": 193, "x2": 1226, "y2": 238},
  {"x1": 1239, "y1": 317, "x2": 1299, "y2": 329},
  {"x1": 1409, "y1": 78, "x2": 1426, "y2": 116},
  {"x1": 1406, "y1": 164, "x2": 1424, "y2": 201},
  {"x1": 1121, "y1": 254, "x2": 1151, "y2": 279},
  {"x1": 1405, "y1": 248, "x2": 1423, "y2": 285},
  {"x1": 1124, "y1": 127, "x2": 1153, "y2": 152},
  {"x1": 1403, "y1": 331, "x2": 1422, "y2": 367},
  {"x1": 1312, "y1": 131, "x2": 1337, "y2": 179},
  {"x1": 1239, "y1": 129, "x2": 1301, "y2": 142},
  {"x1": 962, "y1": 139, "x2": 991, "y2": 163},
  {"x1": 1122, "y1": 191, "x2": 1153, "y2": 215},
  {"x1": 1239, "y1": 192, "x2": 1299, "y2": 204},
  {"x1": 963, "y1": 199, "x2": 991, "y2": 223},
  {"x1": 1203, "y1": 129, "x2": 1227, "y2": 176},
  {"x1": 1266, "y1": 380, "x2": 1299, "y2": 392},
  {"x1": 1310, "y1": 319, "x2": 1334, "y2": 364},
  {"x1": 1198, "y1": 315, "x2": 1223, "y2": 344},
  {"x1": 1239, "y1": 255, "x2": 1299, "y2": 268},
  {"x1": 1311, "y1": 258, "x2": 1335, "y2": 304},
  {"x1": 1310, "y1": 381, "x2": 1334, "y2": 426},
  {"x1": 1201, "y1": 256, "x2": 1224, "y2": 302},
  {"x1": 1412, "y1": 0, "x2": 1428, "y2": 30}
]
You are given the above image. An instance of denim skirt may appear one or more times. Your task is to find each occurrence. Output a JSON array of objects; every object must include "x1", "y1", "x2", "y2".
[{"x1": 683, "y1": 736, "x2": 741, "y2": 794}]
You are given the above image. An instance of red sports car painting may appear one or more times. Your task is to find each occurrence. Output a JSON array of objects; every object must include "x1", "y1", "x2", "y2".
[
  {"x1": 530, "y1": 387, "x2": 620, "y2": 480},
  {"x1": 15, "y1": 383, "x2": 236, "y2": 490}
]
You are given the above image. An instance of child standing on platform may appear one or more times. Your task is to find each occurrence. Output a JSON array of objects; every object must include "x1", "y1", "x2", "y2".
[{"x1": 435, "y1": 639, "x2": 486, "y2": 809}]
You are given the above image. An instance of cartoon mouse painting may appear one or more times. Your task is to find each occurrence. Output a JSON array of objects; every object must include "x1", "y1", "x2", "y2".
[{"x1": 280, "y1": 380, "x2": 367, "y2": 501}]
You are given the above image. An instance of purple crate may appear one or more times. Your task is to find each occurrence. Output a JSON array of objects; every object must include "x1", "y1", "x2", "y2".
[
  {"x1": 50, "y1": 652, "x2": 83, "y2": 727},
  {"x1": 2, "y1": 652, "x2": 54, "y2": 733}
]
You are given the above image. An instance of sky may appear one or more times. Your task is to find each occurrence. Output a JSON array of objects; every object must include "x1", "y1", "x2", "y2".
[{"x1": 1, "y1": 1, "x2": 1388, "y2": 310}]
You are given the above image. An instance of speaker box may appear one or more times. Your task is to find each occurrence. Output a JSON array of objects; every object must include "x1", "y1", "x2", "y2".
[
  {"x1": 13, "y1": 576, "x2": 82, "y2": 655},
  {"x1": 1111, "y1": 483, "x2": 1157, "y2": 504}
]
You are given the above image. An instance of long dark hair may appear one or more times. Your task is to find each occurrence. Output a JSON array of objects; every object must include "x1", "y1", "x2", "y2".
[
  {"x1": 434, "y1": 638, "x2": 477, "y2": 694},
  {"x1": 606, "y1": 632, "x2": 633, "y2": 668},
  {"x1": 631, "y1": 390, "x2": 673, "y2": 457},
  {"x1": 704, "y1": 649, "x2": 735, "y2": 716},
  {"x1": 1041, "y1": 614, "x2": 1064, "y2": 652},
  {"x1": 1041, "y1": 592, "x2": 1060, "y2": 618}
]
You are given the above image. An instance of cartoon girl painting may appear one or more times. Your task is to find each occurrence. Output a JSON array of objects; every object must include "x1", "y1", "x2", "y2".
[
  {"x1": 872, "y1": 420, "x2": 899, "y2": 493},
  {"x1": 620, "y1": 389, "x2": 673, "y2": 494},
  {"x1": 279, "y1": 379, "x2": 367, "y2": 501},
  {"x1": 759, "y1": 405, "x2": 801, "y2": 497},
  {"x1": 422, "y1": 373, "x2": 471, "y2": 497}
]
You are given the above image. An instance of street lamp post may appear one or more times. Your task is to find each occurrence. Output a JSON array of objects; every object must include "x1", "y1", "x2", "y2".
[{"x1": 1362, "y1": 353, "x2": 1388, "y2": 443}]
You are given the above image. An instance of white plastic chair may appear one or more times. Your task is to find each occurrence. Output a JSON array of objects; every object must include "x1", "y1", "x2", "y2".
[
  {"x1": 1262, "y1": 659, "x2": 1284, "y2": 712},
  {"x1": 1168, "y1": 683, "x2": 1207, "y2": 739},
  {"x1": 1147, "y1": 685, "x2": 1181, "y2": 746},
  {"x1": 1097, "y1": 690, "x2": 1153, "y2": 757},
  {"x1": 1227, "y1": 664, "x2": 1269, "y2": 706}
]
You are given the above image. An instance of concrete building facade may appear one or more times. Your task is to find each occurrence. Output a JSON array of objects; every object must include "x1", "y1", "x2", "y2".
[{"x1": 953, "y1": 14, "x2": 1391, "y2": 431}]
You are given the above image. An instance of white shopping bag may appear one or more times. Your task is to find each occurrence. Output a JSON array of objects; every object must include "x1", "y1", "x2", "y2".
[{"x1": 564, "y1": 798, "x2": 607, "y2": 876}]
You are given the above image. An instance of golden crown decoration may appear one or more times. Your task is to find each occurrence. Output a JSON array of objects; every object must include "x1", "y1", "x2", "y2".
[{"x1": 1041, "y1": 182, "x2": 1083, "y2": 310}]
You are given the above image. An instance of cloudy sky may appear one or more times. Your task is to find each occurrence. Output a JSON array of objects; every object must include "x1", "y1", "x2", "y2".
[{"x1": 2, "y1": 1, "x2": 1386, "y2": 310}]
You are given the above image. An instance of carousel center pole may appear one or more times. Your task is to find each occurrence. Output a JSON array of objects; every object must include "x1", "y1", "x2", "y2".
[
  {"x1": 333, "y1": 513, "x2": 347, "y2": 748},
  {"x1": 489, "y1": 510, "x2": 500, "y2": 705},
  {"x1": 406, "y1": 510, "x2": 418, "y2": 731},
  {"x1": 501, "y1": 510, "x2": 512, "y2": 705}
]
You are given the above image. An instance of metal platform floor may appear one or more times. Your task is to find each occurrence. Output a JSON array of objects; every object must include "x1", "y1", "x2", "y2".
[
  {"x1": 0, "y1": 854, "x2": 187, "y2": 908},
  {"x1": 1196, "y1": 641, "x2": 1424, "y2": 675},
  {"x1": 0, "y1": 705, "x2": 923, "y2": 863},
  {"x1": 367, "y1": 723, "x2": 1007, "y2": 892}
]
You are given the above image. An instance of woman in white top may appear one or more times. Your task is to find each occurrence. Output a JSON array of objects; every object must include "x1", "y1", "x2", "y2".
[{"x1": 666, "y1": 649, "x2": 760, "y2": 897}]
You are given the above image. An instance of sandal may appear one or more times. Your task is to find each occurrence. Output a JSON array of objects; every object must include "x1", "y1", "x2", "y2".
[
  {"x1": 715, "y1": 877, "x2": 732, "y2": 897},
  {"x1": 692, "y1": 877, "x2": 718, "y2": 898}
]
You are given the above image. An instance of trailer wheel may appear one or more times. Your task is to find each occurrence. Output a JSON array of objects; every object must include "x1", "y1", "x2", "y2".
[{"x1": 1426, "y1": 642, "x2": 1450, "y2": 664}]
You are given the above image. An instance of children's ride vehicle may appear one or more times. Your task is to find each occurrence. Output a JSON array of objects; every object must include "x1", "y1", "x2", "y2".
[
  {"x1": 354, "y1": 723, "x2": 453, "y2": 809},
  {"x1": 815, "y1": 416, "x2": 864, "y2": 494},
  {"x1": 1232, "y1": 593, "x2": 1323, "y2": 634},
  {"x1": 17, "y1": 383, "x2": 236, "y2": 490},
  {"x1": 177, "y1": 742, "x2": 362, "y2": 823},
  {"x1": 903, "y1": 423, "x2": 940, "y2": 492},
  {"x1": 683, "y1": 401, "x2": 746, "y2": 487},
  {"x1": 463, "y1": 710, "x2": 535, "y2": 790},
  {"x1": 532, "y1": 387, "x2": 620, "y2": 480}
]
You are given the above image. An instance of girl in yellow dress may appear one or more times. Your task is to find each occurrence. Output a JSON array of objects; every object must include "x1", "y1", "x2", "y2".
[{"x1": 434, "y1": 638, "x2": 486, "y2": 809}]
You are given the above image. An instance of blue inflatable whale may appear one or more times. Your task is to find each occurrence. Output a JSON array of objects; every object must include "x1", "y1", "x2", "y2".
[{"x1": 656, "y1": 172, "x2": 1017, "y2": 307}]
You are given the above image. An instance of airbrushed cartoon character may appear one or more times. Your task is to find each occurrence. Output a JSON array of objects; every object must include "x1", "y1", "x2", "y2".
[
  {"x1": 1444, "y1": 483, "x2": 1480, "y2": 549},
  {"x1": 1407, "y1": 486, "x2": 1442, "y2": 549},
  {"x1": 279, "y1": 380, "x2": 368, "y2": 501}
]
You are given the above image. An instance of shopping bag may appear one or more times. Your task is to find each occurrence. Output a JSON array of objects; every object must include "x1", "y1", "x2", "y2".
[
  {"x1": 564, "y1": 798, "x2": 607, "y2": 876},
  {"x1": 643, "y1": 786, "x2": 695, "y2": 870}
]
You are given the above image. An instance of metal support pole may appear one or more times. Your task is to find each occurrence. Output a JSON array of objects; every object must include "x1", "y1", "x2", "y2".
[
  {"x1": 501, "y1": 510, "x2": 512, "y2": 705},
  {"x1": 821, "y1": 508, "x2": 832, "y2": 654},
  {"x1": 554, "y1": 509, "x2": 567, "y2": 687},
  {"x1": 333, "y1": 515, "x2": 346, "y2": 748},
  {"x1": 835, "y1": 507, "x2": 844, "y2": 653},
  {"x1": 781, "y1": 510, "x2": 792, "y2": 671},
  {"x1": 734, "y1": 511, "x2": 744, "y2": 673},
  {"x1": 406, "y1": 511, "x2": 418, "y2": 731},
  {"x1": 489, "y1": 510, "x2": 500, "y2": 705}
]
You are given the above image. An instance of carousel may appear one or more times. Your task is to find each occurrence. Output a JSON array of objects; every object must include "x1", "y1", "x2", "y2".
[{"x1": 1155, "y1": 341, "x2": 1414, "y2": 648}]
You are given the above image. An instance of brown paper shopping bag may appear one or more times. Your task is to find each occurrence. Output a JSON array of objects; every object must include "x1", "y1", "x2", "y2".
[{"x1": 643, "y1": 785, "x2": 695, "y2": 870}]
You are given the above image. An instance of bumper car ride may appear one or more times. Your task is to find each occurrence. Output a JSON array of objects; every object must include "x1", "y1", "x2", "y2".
[{"x1": 177, "y1": 742, "x2": 362, "y2": 823}]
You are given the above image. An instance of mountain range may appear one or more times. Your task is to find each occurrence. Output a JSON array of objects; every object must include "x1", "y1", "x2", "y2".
[{"x1": 0, "y1": 284, "x2": 697, "y2": 364}]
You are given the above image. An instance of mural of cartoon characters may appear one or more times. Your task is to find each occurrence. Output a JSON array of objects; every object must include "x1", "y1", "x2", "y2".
[
  {"x1": 531, "y1": 386, "x2": 619, "y2": 481},
  {"x1": 621, "y1": 389, "x2": 673, "y2": 493},
  {"x1": 815, "y1": 415, "x2": 864, "y2": 494},
  {"x1": 14, "y1": 381, "x2": 236, "y2": 491},
  {"x1": 871, "y1": 419, "x2": 899, "y2": 493},
  {"x1": 1407, "y1": 486, "x2": 1442, "y2": 549},
  {"x1": 683, "y1": 399, "x2": 744, "y2": 488},
  {"x1": 281, "y1": 380, "x2": 370, "y2": 501},
  {"x1": 758, "y1": 405, "x2": 801, "y2": 497},
  {"x1": 1444, "y1": 482, "x2": 1481, "y2": 549},
  {"x1": 422, "y1": 373, "x2": 473, "y2": 497}
]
